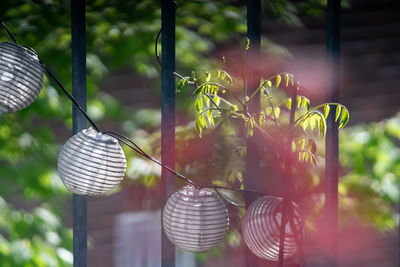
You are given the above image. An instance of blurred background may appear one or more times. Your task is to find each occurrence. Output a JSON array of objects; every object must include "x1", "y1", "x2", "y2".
[{"x1": 0, "y1": 0, "x2": 399, "y2": 266}]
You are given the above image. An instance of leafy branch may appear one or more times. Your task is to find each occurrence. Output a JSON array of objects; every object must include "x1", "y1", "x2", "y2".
[{"x1": 178, "y1": 66, "x2": 349, "y2": 167}]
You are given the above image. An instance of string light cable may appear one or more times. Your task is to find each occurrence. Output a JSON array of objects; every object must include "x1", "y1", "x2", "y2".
[
  {"x1": 1, "y1": 17, "x2": 305, "y2": 265},
  {"x1": 0, "y1": 17, "x2": 284, "y2": 205}
]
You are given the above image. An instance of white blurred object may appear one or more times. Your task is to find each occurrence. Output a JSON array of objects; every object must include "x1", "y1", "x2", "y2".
[{"x1": 114, "y1": 210, "x2": 196, "y2": 267}]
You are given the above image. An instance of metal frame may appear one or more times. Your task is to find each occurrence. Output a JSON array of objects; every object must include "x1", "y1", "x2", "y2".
[
  {"x1": 65, "y1": 0, "x2": 341, "y2": 266},
  {"x1": 244, "y1": 0, "x2": 262, "y2": 266},
  {"x1": 325, "y1": 0, "x2": 341, "y2": 266},
  {"x1": 71, "y1": 0, "x2": 87, "y2": 266},
  {"x1": 161, "y1": 0, "x2": 176, "y2": 267}
]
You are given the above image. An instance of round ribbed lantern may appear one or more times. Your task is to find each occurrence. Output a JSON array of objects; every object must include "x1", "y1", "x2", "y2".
[
  {"x1": 163, "y1": 185, "x2": 229, "y2": 252},
  {"x1": 242, "y1": 196, "x2": 301, "y2": 261},
  {"x1": 58, "y1": 127, "x2": 126, "y2": 196},
  {"x1": 0, "y1": 41, "x2": 44, "y2": 113}
]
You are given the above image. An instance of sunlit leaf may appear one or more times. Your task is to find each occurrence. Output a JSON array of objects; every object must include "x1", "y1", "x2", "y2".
[
  {"x1": 204, "y1": 95, "x2": 211, "y2": 107},
  {"x1": 302, "y1": 97, "x2": 310, "y2": 110},
  {"x1": 195, "y1": 96, "x2": 203, "y2": 112},
  {"x1": 213, "y1": 96, "x2": 221, "y2": 106},
  {"x1": 245, "y1": 37, "x2": 250, "y2": 50},
  {"x1": 274, "y1": 107, "x2": 280, "y2": 118},
  {"x1": 339, "y1": 108, "x2": 350, "y2": 129},
  {"x1": 297, "y1": 96, "x2": 302, "y2": 108},
  {"x1": 285, "y1": 98, "x2": 292, "y2": 110},
  {"x1": 207, "y1": 109, "x2": 215, "y2": 125},
  {"x1": 324, "y1": 104, "x2": 330, "y2": 119},
  {"x1": 276, "y1": 74, "x2": 281, "y2": 87},
  {"x1": 285, "y1": 73, "x2": 290, "y2": 87},
  {"x1": 335, "y1": 105, "x2": 341, "y2": 122},
  {"x1": 177, "y1": 77, "x2": 191, "y2": 93}
]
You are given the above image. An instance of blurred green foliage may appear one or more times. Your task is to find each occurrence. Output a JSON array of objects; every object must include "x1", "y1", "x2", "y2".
[
  {"x1": 0, "y1": 197, "x2": 72, "y2": 266},
  {"x1": 0, "y1": 0, "x2": 385, "y2": 266},
  {"x1": 0, "y1": 0, "x2": 257, "y2": 264},
  {"x1": 339, "y1": 113, "x2": 400, "y2": 231},
  {"x1": 0, "y1": 1, "x2": 257, "y2": 265}
]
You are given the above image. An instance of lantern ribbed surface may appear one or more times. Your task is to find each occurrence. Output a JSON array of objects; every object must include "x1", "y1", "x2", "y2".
[
  {"x1": 163, "y1": 185, "x2": 229, "y2": 252},
  {"x1": 58, "y1": 127, "x2": 126, "y2": 196},
  {"x1": 242, "y1": 196, "x2": 300, "y2": 261},
  {"x1": 0, "y1": 41, "x2": 44, "y2": 113}
]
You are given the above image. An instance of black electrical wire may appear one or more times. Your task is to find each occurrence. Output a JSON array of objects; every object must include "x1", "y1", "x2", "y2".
[
  {"x1": 40, "y1": 58, "x2": 101, "y2": 132},
  {"x1": 1, "y1": 19, "x2": 100, "y2": 132},
  {"x1": 1, "y1": 18, "x2": 274, "y2": 204},
  {"x1": 102, "y1": 130, "x2": 283, "y2": 207},
  {"x1": 1, "y1": 19, "x2": 306, "y2": 265},
  {"x1": 0, "y1": 18, "x2": 18, "y2": 44}
]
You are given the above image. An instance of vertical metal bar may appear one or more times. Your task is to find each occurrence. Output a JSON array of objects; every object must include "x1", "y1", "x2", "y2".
[
  {"x1": 245, "y1": 0, "x2": 261, "y2": 266},
  {"x1": 71, "y1": 0, "x2": 87, "y2": 266},
  {"x1": 278, "y1": 92, "x2": 297, "y2": 267},
  {"x1": 161, "y1": 1, "x2": 176, "y2": 266},
  {"x1": 325, "y1": 0, "x2": 340, "y2": 266}
]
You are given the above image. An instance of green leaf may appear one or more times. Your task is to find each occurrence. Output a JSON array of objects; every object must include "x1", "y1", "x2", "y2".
[
  {"x1": 339, "y1": 108, "x2": 350, "y2": 129},
  {"x1": 297, "y1": 96, "x2": 302, "y2": 108},
  {"x1": 213, "y1": 96, "x2": 221, "y2": 106},
  {"x1": 216, "y1": 70, "x2": 233, "y2": 84},
  {"x1": 245, "y1": 117, "x2": 255, "y2": 137},
  {"x1": 302, "y1": 117, "x2": 309, "y2": 131},
  {"x1": 285, "y1": 73, "x2": 290, "y2": 87},
  {"x1": 299, "y1": 138, "x2": 306, "y2": 150},
  {"x1": 207, "y1": 109, "x2": 215, "y2": 125},
  {"x1": 295, "y1": 96, "x2": 310, "y2": 110},
  {"x1": 195, "y1": 96, "x2": 203, "y2": 112},
  {"x1": 204, "y1": 95, "x2": 211, "y2": 107},
  {"x1": 324, "y1": 104, "x2": 330, "y2": 119},
  {"x1": 319, "y1": 114, "x2": 327, "y2": 138},
  {"x1": 259, "y1": 114, "x2": 266, "y2": 126},
  {"x1": 302, "y1": 97, "x2": 310, "y2": 110},
  {"x1": 335, "y1": 105, "x2": 342, "y2": 122},
  {"x1": 199, "y1": 113, "x2": 207, "y2": 127},
  {"x1": 177, "y1": 77, "x2": 191, "y2": 93},
  {"x1": 285, "y1": 98, "x2": 292, "y2": 110},
  {"x1": 274, "y1": 107, "x2": 280, "y2": 118},
  {"x1": 276, "y1": 75, "x2": 281, "y2": 87},
  {"x1": 309, "y1": 115, "x2": 316, "y2": 130},
  {"x1": 245, "y1": 37, "x2": 250, "y2": 50}
]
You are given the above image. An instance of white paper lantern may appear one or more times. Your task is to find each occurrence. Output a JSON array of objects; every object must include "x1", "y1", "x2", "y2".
[
  {"x1": 242, "y1": 196, "x2": 300, "y2": 261},
  {"x1": 0, "y1": 41, "x2": 44, "y2": 113},
  {"x1": 163, "y1": 185, "x2": 230, "y2": 252},
  {"x1": 58, "y1": 127, "x2": 126, "y2": 196}
]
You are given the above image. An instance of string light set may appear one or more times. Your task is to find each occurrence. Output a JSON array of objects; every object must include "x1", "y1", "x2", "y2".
[{"x1": 0, "y1": 18, "x2": 303, "y2": 264}]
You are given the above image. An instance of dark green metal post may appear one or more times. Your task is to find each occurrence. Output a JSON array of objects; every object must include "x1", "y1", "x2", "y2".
[
  {"x1": 71, "y1": 0, "x2": 87, "y2": 266},
  {"x1": 325, "y1": 0, "x2": 340, "y2": 266},
  {"x1": 161, "y1": 0, "x2": 176, "y2": 266},
  {"x1": 245, "y1": 0, "x2": 261, "y2": 266}
]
